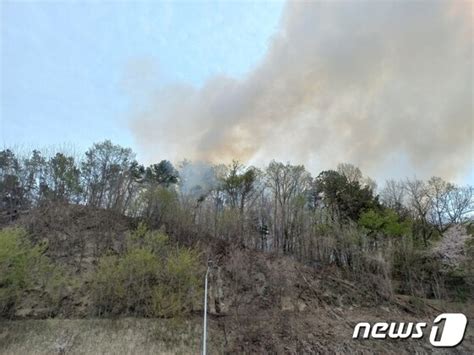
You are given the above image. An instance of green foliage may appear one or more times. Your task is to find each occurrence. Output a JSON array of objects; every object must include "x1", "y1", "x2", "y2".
[
  {"x1": 129, "y1": 222, "x2": 169, "y2": 253},
  {"x1": 0, "y1": 228, "x2": 63, "y2": 316},
  {"x1": 139, "y1": 185, "x2": 179, "y2": 227},
  {"x1": 145, "y1": 160, "x2": 179, "y2": 187},
  {"x1": 315, "y1": 170, "x2": 379, "y2": 221},
  {"x1": 90, "y1": 225, "x2": 202, "y2": 317},
  {"x1": 153, "y1": 248, "x2": 202, "y2": 317},
  {"x1": 81, "y1": 140, "x2": 139, "y2": 210},
  {"x1": 358, "y1": 209, "x2": 411, "y2": 238},
  {"x1": 91, "y1": 249, "x2": 158, "y2": 316},
  {"x1": 220, "y1": 160, "x2": 258, "y2": 210},
  {"x1": 45, "y1": 153, "x2": 82, "y2": 201}
]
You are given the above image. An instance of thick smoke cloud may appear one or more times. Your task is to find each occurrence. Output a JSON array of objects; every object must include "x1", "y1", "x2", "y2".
[{"x1": 130, "y1": 0, "x2": 473, "y2": 181}]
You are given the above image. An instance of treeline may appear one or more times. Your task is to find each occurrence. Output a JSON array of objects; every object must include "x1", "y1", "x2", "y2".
[{"x1": 1, "y1": 140, "x2": 473, "y2": 300}]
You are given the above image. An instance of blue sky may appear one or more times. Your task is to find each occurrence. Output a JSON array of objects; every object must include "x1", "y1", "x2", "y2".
[{"x1": 1, "y1": 0, "x2": 284, "y2": 155}]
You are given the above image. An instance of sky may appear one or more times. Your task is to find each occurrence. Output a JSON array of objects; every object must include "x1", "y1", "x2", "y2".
[
  {"x1": 1, "y1": 0, "x2": 473, "y2": 185},
  {"x1": 1, "y1": 0, "x2": 284, "y2": 154}
]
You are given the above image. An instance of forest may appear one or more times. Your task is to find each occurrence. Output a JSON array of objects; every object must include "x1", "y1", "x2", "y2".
[
  {"x1": 1, "y1": 140, "x2": 473, "y2": 352},
  {"x1": 2, "y1": 140, "x2": 473, "y2": 302}
]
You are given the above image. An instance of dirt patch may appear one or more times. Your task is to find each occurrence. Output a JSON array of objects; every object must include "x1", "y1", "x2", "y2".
[
  {"x1": 18, "y1": 203, "x2": 135, "y2": 272},
  {"x1": 203, "y1": 245, "x2": 473, "y2": 353}
]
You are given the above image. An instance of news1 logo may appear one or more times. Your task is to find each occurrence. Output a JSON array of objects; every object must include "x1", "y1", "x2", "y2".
[{"x1": 353, "y1": 313, "x2": 468, "y2": 347}]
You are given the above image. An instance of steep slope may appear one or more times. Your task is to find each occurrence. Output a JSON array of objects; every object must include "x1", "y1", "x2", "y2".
[{"x1": 0, "y1": 204, "x2": 472, "y2": 353}]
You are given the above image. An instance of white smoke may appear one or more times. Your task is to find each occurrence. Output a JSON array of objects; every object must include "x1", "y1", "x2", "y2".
[{"x1": 129, "y1": 0, "x2": 473, "y2": 181}]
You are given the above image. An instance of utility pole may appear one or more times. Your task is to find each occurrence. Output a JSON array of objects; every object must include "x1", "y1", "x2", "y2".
[{"x1": 202, "y1": 260, "x2": 212, "y2": 355}]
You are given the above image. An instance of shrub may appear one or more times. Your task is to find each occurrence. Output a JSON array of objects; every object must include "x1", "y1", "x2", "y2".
[
  {"x1": 153, "y1": 247, "x2": 201, "y2": 317},
  {"x1": 91, "y1": 249, "x2": 159, "y2": 316},
  {"x1": 90, "y1": 226, "x2": 202, "y2": 317},
  {"x1": 0, "y1": 227, "x2": 63, "y2": 317}
]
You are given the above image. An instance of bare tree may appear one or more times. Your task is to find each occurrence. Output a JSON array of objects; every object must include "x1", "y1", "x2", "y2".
[
  {"x1": 445, "y1": 185, "x2": 474, "y2": 224},
  {"x1": 337, "y1": 163, "x2": 363, "y2": 185},
  {"x1": 381, "y1": 179, "x2": 406, "y2": 212},
  {"x1": 404, "y1": 179, "x2": 433, "y2": 246},
  {"x1": 266, "y1": 161, "x2": 311, "y2": 253}
]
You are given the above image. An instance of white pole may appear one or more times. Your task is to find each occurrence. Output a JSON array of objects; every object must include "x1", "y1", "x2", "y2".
[{"x1": 202, "y1": 264, "x2": 209, "y2": 355}]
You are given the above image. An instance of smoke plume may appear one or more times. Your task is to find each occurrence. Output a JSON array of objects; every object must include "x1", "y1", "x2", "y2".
[{"x1": 129, "y1": 0, "x2": 473, "y2": 180}]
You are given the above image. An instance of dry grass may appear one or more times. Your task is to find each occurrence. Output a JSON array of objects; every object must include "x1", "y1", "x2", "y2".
[{"x1": 0, "y1": 318, "x2": 224, "y2": 355}]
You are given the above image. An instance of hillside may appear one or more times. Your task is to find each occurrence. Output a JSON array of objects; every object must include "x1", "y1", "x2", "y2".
[{"x1": 1, "y1": 204, "x2": 473, "y2": 354}]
